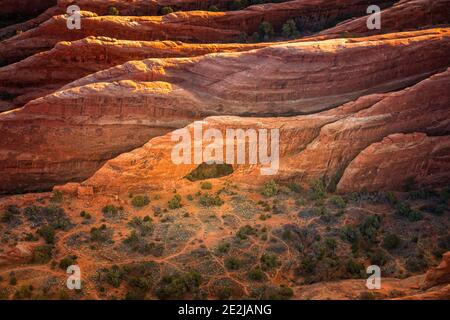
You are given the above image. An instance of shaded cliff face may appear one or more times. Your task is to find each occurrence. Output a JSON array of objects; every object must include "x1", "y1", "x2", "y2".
[{"x1": 0, "y1": 30, "x2": 449, "y2": 194}]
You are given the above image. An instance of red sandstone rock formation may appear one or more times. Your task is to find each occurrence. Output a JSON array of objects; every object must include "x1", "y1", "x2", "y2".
[
  {"x1": 423, "y1": 252, "x2": 450, "y2": 289},
  {"x1": 0, "y1": 37, "x2": 267, "y2": 110},
  {"x1": 76, "y1": 67, "x2": 450, "y2": 195},
  {"x1": 320, "y1": 0, "x2": 450, "y2": 38},
  {"x1": 0, "y1": 0, "x2": 394, "y2": 65},
  {"x1": 336, "y1": 133, "x2": 450, "y2": 193},
  {"x1": 1, "y1": 30, "x2": 449, "y2": 194}
]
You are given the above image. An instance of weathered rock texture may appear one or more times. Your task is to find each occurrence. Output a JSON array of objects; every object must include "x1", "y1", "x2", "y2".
[
  {"x1": 0, "y1": 37, "x2": 267, "y2": 110},
  {"x1": 336, "y1": 133, "x2": 450, "y2": 192},
  {"x1": 76, "y1": 67, "x2": 450, "y2": 195},
  {"x1": 65, "y1": 29, "x2": 450, "y2": 116},
  {"x1": 1, "y1": 29, "x2": 449, "y2": 194},
  {"x1": 0, "y1": 0, "x2": 394, "y2": 65},
  {"x1": 320, "y1": 0, "x2": 450, "y2": 38},
  {"x1": 423, "y1": 252, "x2": 450, "y2": 289}
]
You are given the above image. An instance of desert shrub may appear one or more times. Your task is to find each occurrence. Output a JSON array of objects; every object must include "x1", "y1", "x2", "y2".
[
  {"x1": 368, "y1": 249, "x2": 389, "y2": 266},
  {"x1": 24, "y1": 205, "x2": 71, "y2": 230},
  {"x1": 346, "y1": 258, "x2": 365, "y2": 278},
  {"x1": 258, "y1": 21, "x2": 274, "y2": 41},
  {"x1": 287, "y1": 182, "x2": 303, "y2": 193},
  {"x1": 330, "y1": 195, "x2": 346, "y2": 209},
  {"x1": 187, "y1": 194, "x2": 194, "y2": 201},
  {"x1": 161, "y1": 6, "x2": 174, "y2": 15},
  {"x1": 309, "y1": 179, "x2": 326, "y2": 200},
  {"x1": 261, "y1": 180, "x2": 279, "y2": 197},
  {"x1": 266, "y1": 285, "x2": 293, "y2": 300},
  {"x1": 90, "y1": 224, "x2": 112, "y2": 243},
  {"x1": 419, "y1": 203, "x2": 446, "y2": 216},
  {"x1": 282, "y1": 19, "x2": 299, "y2": 38},
  {"x1": 1, "y1": 205, "x2": 21, "y2": 226},
  {"x1": 406, "y1": 253, "x2": 428, "y2": 272},
  {"x1": 358, "y1": 215, "x2": 381, "y2": 243},
  {"x1": 261, "y1": 253, "x2": 278, "y2": 270},
  {"x1": 186, "y1": 163, "x2": 233, "y2": 181},
  {"x1": 229, "y1": 0, "x2": 243, "y2": 10},
  {"x1": 128, "y1": 216, "x2": 154, "y2": 236},
  {"x1": 216, "y1": 242, "x2": 231, "y2": 254},
  {"x1": 102, "y1": 204, "x2": 120, "y2": 217},
  {"x1": 200, "y1": 181, "x2": 212, "y2": 190},
  {"x1": 198, "y1": 192, "x2": 224, "y2": 207},
  {"x1": 50, "y1": 190, "x2": 63, "y2": 203},
  {"x1": 37, "y1": 225, "x2": 55, "y2": 244},
  {"x1": 248, "y1": 268, "x2": 265, "y2": 281},
  {"x1": 282, "y1": 229, "x2": 292, "y2": 240},
  {"x1": 59, "y1": 255, "x2": 77, "y2": 270},
  {"x1": 32, "y1": 245, "x2": 53, "y2": 264},
  {"x1": 339, "y1": 225, "x2": 359, "y2": 244},
  {"x1": 131, "y1": 195, "x2": 150, "y2": 208},
  {"x1": 395, "y1": 202, "x2": 423, "y2": 222},
  {"x1": 209, "y1": 5, "x2": 219, "y2": 12},
  {"x1": 107, "y1": 6, "x2": 120, "y2": 15},
  {"x1": 13, "y1": 285, "x2": 33, "y2": 300},
  {"x1": 383, "y1": 233, "x2": 401, "y2": 250},
  {"x1": 408, "y1": 188, "x2": 437, "y2": 200},
  {"x1": 216, "y1": 287, "x2": 232, "y2": 300},
  {"x1": 156, "y1": 271, "x2": 201, "y2": 300},
  {"x1": 168, "y1": 194, "x2": 182, "y2": 209},
  {"x1": 236, "y1": 225, "x2": 256, "y2": 240},
  {"x1": 225, "y1": 257, "x2": 241, "y2": 270},
  {"x1": 199, "y1": 193, "x2": 224, "y2": 207}
]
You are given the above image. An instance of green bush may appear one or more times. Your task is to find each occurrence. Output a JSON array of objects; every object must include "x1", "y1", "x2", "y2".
[
  {"x1": 50, "y1": 190, "x2": 63, "y2": 203},
  {"x1": 346, "y1": 258, "x2": 365, "y2": 278},
  {"x1": 395, "y1": 202, "x2": 423, "y2": 222},
  {"x1": 102, "y1": 204, "x2": 120, "y2": 217},
  {"x1": 248, "y1": 268, "x2": 265, "y2": 281},
  {"x1": 13, "y1": 285, "x2": 33, "y2": 300},
  {"x1": 330, "y1": 195, "x2": 346, "y2": 209},
  {"x1": 32, "y1": 245, "x2": 53, "y2": 264},
  {"x1": 261, "y1": 253, "x2": 278, "y2": 270},
  {"x1": 90, "y1": 224, "x2": 112, "y2": 243},
  {"x1": 261, "y1": 180, "x2": 279, "y2": 197},
  {"x1": 1, "y1": 205, "x2": 21, "y2": 225},
  {"x1": 209, "y1": 5, "x2": 219, "y2": 12},
  {"x1": 236, "y1": 225, "x2": 256, "y2": 240},
  {"x1": 406, "y1": 253, "x2": 428, "y2": 272},
  {"x1": 287, "y1": 182, "x2": 303, "y2": 193},
  {"x1": 258, "y1": 21, "x2": 274, "y2": 41},
  {"x1": 37, "y1": 225, "x2": 55, "y2": 244},
  {"x1": 59, "y1": 255, "x2": 77, "y2": 270},
  {"x1": 199, "y1": 193, "x2": 224, "y2": 207},
  {"x1": 225, "y1": 257, "x2": 241, "y2": 270},
  {"x1": 309, "y1": 179, "x2": 326, "y2": 200},
  {"x1": 107, "y1": 6, "x2": 120, "y2": 15},
  {"x1": 217, "y1": 242, "x2": 231, "y2": 254},
  {"x1": 168, "y1": 194, "x2": 182, "y2": 210},
  {"x1": 200, "y1": 181, "x2": 212, "y2": 190},
  {"x1": 358, "y1": 215, "x2": 381, "y2": 243},
  {"x1": 383, "y1": 233, "x2": 401, "y2": 250},
  {"x1": 282, "y1": 19, "x2": 300, "y2": 38},
  {"x1": 131, "y1": 195, "x2": 150, "y2": 208},
  {"x1": 161, "y1": 6, "x2": 174, "y2": 15},
  {"x1": 156, "y1": 271, "x2": 201, "y2": 299}
]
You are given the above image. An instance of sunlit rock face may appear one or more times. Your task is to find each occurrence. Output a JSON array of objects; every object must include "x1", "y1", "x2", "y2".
[{"x1": 1, "y1": 29, "x2": 449, "y2": 194}]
